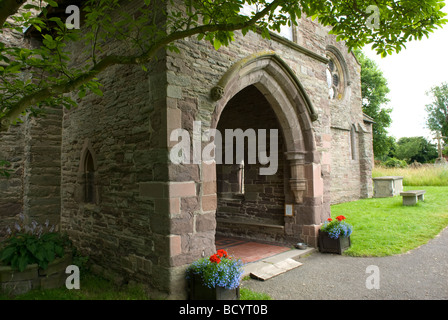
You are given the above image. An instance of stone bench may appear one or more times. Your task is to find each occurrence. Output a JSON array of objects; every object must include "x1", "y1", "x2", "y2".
[{"x1": 400, "y1": 190, "x2": 426, "y2": 206}]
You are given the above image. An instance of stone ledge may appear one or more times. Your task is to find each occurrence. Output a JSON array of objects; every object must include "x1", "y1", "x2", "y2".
[
  {"x1": 0, "y1": 253, "x2": 72, "y2": 296},
  {"x1": 216, "y1": 218, "x2": 284, "y2": 230},
  {"x1": 216, "y1": 218, "x2": 285, "y2": 243}
]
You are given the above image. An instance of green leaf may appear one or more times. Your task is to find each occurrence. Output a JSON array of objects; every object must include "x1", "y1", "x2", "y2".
[
  {"x1": 90, "y1": 87, "x2": 103, "y2": 96},
  {"x1": 33, "y1": 24, "x2": 42, "y2": 32},
  {"x1": 18, "y1": 255, "x2": 29, "y2": 272},
  {"x1": 44, "y1": 0, "x2": 58, "y2": 7},
  {"x1": 213, "y1": 39, "x2": 222, "y2": 51},
  {"x1": 55, "y1": 245, "x2": 64, "y2": 257},
  {"x1": 0, "y1": 246, "x2": 16, "y2": 262},
  {"x1": 39, "y1": 260, "x2": 49, "y2": 270}
]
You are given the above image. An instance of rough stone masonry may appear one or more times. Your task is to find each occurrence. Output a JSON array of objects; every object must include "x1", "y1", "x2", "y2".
[{"x1": 0, "y1": 0, "x2": 373, "y2": 298}]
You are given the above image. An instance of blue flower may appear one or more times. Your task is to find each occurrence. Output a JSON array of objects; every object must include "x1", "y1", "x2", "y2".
[
  {"x1": 321, "y1": 217, "x2": 353, "y2": 239},
  {"x1": 186, "y1": 255, "x2": 244, "y2": 290}
]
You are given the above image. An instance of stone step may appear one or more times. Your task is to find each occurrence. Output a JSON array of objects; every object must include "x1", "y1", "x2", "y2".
[
  {"x1": 244, "y1": 247, "x2": 315, "y2": 281},
  {"x1": 249, "y1": 258, "x2": 303, "y2": 281}
]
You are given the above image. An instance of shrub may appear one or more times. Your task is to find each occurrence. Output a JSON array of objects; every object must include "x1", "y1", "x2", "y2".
[
  {"x1": 383, "y1": 157, "x2": 408, "y2": 168},
  {"x1": 0, "y1": 214, "x2": 71, "y2": 272}
]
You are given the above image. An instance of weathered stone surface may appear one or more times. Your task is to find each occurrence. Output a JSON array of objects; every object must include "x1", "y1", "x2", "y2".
[{"x1": 0, "y1": 0, "x2": 373, "y2": 299}]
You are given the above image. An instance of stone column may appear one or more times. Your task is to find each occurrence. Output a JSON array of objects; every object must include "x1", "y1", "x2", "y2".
[
  {"x1": 22, "y1": 107, "x2": 62, "y2": 226},
  {"x1": 358, "y1": 123, "x2": 373, "y2": 198},
  {"x1": 285, "y1": 151, "x2": 307, "y2": 203}
]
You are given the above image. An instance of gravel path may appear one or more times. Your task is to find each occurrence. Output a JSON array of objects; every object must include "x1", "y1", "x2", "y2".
[{"x1": 242, "y1": 227, "x2": 448, "y2": 300}]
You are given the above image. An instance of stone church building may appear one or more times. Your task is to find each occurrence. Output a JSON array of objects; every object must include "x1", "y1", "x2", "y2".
[{"x1": 0, "y1": 1, "x2": 373, "y2": 297}]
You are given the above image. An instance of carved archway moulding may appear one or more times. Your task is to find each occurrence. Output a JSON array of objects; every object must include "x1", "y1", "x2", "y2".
[
  {"x1": 210, "y1": 50, "x2": 318, "y2": 122},
  {"x1": 210, "y1": 51, "x2": 320, "y2": 204}
]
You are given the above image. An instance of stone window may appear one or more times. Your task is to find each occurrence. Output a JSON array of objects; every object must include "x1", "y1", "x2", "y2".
[
  {"x1": 350, "y1": 125, "x2": 358, "y2": 161},
  {"x1": 325, "y1": 47, "x2": 348, "y2": 101},
  {"x1": 237, "y1": 160, "x2": 245, "y2": 194},
  {"x1": 326, "y1": 58, "x2": 342, "y2": 100},
  {"x1": 83, "y1": 150, "x2": 96, "y2": 203}
]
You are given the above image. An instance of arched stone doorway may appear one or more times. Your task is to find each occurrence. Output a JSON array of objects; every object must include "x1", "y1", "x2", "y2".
[
  {"x1": 215, "y1": 85, "x2": 287, "y2": 242},
  {"x1": 208, "y1": 51, "x2": 325, "y2": 246}
]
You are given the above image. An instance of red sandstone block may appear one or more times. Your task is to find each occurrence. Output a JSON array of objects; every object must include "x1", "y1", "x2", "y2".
[
  {"x1": 155, "y1": 198, "x2": 180, "y2": 215},
  {"x1": 202, "y1": 181, "x2": 216, "y2": 195},
  {"x1": 202, "y1": 194, "x2": 217, "y2": 211},
  {"x1": 202, "y1": 162, "x2": 216, "y2": 182},
  {"x1": 169, "y1": 182, "x2": 196, "y2": 198},
  {"x1": 169, "y1": 235, "x2": 182, "y2": 257}
]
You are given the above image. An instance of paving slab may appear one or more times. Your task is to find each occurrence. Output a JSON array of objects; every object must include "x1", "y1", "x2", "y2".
[
  {"x1": 243, "y1": 247, "x2": 315, "y2": 279},
  {"x1": 249, "y1": 258, "x2": 303, "y2": 281}
]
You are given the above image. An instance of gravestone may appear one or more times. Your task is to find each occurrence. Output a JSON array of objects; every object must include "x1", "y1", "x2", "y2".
[{"x1": 373, "y1": 176, "x2": 403, "y2": 198}]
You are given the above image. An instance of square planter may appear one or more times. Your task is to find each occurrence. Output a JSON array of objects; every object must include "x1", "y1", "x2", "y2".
[
  {"x1": 318, "y1": 230, "x2": 351, "y2": 254},
  {"x1": 188, "y1": 274, "x2": 240, "y2": 300}
]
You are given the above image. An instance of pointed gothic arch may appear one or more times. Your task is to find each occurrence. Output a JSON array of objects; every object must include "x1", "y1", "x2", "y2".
[
  {"x1": 210, "y1": 51, "x2": 320, "y2": 205},
  {"x1": 209, "y1": 51, "x2": 325, "y2": 243},
  {"x1": 79, "y1": 139, "x2": 98, "y2": 204}
]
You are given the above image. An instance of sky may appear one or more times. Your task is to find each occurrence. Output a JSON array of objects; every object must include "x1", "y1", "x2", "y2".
[{"x1": 362, "y1": 13, "x2": 448, "y2": 143}]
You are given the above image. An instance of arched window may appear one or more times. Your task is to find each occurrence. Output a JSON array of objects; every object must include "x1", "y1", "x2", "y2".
[
  {"x1": 326, "y1": 58, "x2": 343, "y2": 100},
  {"x1": 79, "y1": 140, "x2": 97, "y2": 204},
  {"x1": 326, "y1": 46, "x2": 349, "y2": 101}
]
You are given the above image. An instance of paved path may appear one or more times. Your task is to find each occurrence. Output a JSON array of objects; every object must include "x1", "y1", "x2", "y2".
[{"x1": 242, "y1": 227, "x2": 448, "y2": 300}]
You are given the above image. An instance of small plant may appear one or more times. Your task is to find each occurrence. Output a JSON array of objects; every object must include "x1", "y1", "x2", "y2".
[
  {"x1": 186, "y1": 249, "x2": 244, "y2": 290},
  {"x1": 321, "y1": 215, "x2": 353, "y2": 240},
  {"x1": 0, "y1": 160, "x2": 13, "y2": 178},
  {"x1": 0, "y1": 214, "x2": 70, "y2": 272}
]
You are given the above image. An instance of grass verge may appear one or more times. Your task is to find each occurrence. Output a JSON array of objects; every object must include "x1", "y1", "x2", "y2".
[
  {"x1": 0, "y1": 272, "x2": 150, "y2": 300},
  {"x1": 332, "y1": 186, "x2": 448, "y2": 257},
  {"x1": 373, "y1": 165, "x2": 448, "y2": 186},
  {"x1": 0, "y1": 272, "x2": 271, "y2": 300}
]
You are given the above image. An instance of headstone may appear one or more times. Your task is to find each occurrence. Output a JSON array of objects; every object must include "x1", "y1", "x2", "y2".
[{"x1": 372, "y1": 176, "x2": 403, "y2": 198}]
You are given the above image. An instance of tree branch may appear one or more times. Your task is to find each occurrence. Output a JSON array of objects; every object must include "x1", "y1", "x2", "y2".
[
  {"x1": 0, "y1": 0, "x2": 26, "y2": 28},
  {"x1": 0, "y1": 0, "x2": 281, "y2": 132}
]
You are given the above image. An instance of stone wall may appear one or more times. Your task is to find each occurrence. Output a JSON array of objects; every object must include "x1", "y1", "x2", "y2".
[
  {"x1": 0, "y1": 0, "x2": 373, "y2": 298},
  {"x1": 0, "y1": 123, "x2": 25, "y2": 233},
  {"x1": 0, "y1": 9, "x2": 61, "y2": 233},
  {"x1": 58, "y1": 0, "x2": 179, "y2": 295},
  {"x1": 0, "y1": 8, "x2": 31, "y2": 233},
  {"x1": 22, "y1": 107, "x2": 63, "y2": 226}
]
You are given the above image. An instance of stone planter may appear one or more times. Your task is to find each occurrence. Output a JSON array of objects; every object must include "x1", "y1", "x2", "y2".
[
  {"x1": 318, "y1": 230, "x2": 351, "y2": 254},
  {"x1": 0, "y1": 253, "x2": 72, "y2": 296},
  {"x1": 188, "y1": 274, "x2": 240, "y2": 300}
]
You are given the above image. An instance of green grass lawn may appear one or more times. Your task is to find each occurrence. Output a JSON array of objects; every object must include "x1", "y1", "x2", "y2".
[
  {"x1": 0, "y1": 272, "x2": 150, "y2": 300},
  {"x1": 0, "y1": 271, "x2": 271, "y2": 300},
  {"x1": 332, "y1": 186, "x2": 448, "y2": 257},
  {"x1": 3, "y1": 182, "x2": 447, "y2": 299}
]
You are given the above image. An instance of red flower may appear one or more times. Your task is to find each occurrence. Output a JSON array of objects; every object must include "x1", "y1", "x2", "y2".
[
  {"x1": 336, "y1": 215, "x2": 346, "y2": 221},
  {"x1": 327, "y1": 218, "x2": 333, "y2": 222},
  {"x1": 217, "y1": 249, "x2": 228, "y2": 258},
  {"x1": 209, "y1": 254, "x2": 221, "y2": 264}
]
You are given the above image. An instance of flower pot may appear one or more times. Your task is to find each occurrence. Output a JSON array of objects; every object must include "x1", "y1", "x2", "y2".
[
  {"x1": 188, "y1": 274, "x2": 240, "y2": 300},
  {"x1": 318, "y1": 230, "x2": 351, "y2": 254}
]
